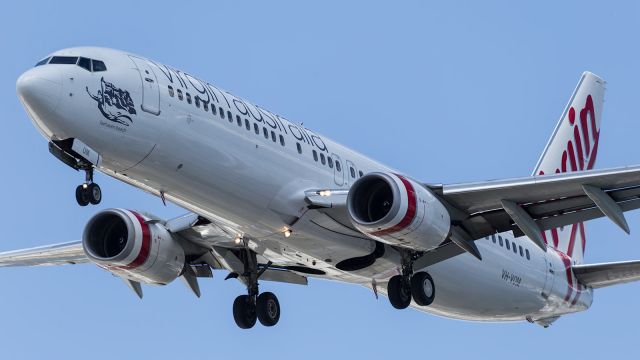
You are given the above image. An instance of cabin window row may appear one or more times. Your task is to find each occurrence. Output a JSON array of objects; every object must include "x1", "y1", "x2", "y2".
[
  {"x1": 167, "y1": 85, "x2": 287, "y2": 148},
  {"x1": 488, "y1": 235, "x2": 531, "y2": 260}
]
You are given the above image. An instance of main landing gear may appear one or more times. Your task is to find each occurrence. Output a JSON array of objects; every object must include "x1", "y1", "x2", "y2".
[
  {"x1": 232, "y1": 249, "x2": 281, "y2": 329},
  {"x1": 75, "y1": 167, "x2": 102, "y2": 207},
  {"x1": 387, "y1": 251, "x2": 435, "y2": 309}
]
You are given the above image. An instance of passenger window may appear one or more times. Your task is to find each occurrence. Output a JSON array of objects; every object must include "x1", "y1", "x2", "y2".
[
  {"x1": 168, "y1": 85, "x2": 174, "y2": 97},
  {"x1": 320, "y1": 153, "x2": 326, "y2": 165},
  {"x1": 491, "y1": 235, "x2": 496, "y2": 243},
  {"x1": 50, "y1": 56, "x2": 79, "y2": 64},
  {"x1": 237, "y1": 115, "x2": 242, "y2": 127},
  {"x1": 350, "y1": 167, "x2": 356, "y2": 178},
  {"x1": 219, "y1": 107, "x2": 225, "y2": 119},
  {"x1": 336, "y1": 162, "x2": 342, "y2": 172},
  {"x1": 359, "y1": 171, "x2": 364, "y2": 177},
  {"x1": 296, "y1": 142, "x2": 302, "y2": 154},
  {"x1": 279, "y1": 134, "x2": 285, "y2": 146},
  {"x1": 203, "y1": 102, "x2": 209, "y2": 111},
  {"x1": 271, "y1": 131, "x2": 276, "y2": 142},
  {"x1": 186, "y1": 93, "x2": 192, "y2": 104},
  {"x1": 505, "y1": 239, "x2": 510, "y2": 250},
  {"x1": 313, "y1": 150, "x2": 318, "y2": 161},
  {"x1": 328, "y1": 157, "x2": 333, "y2": 168},
  {"x1": 245, "y1": 119, "x2": 250, "y2": 130},
  {"x1": 195, "y1": 97, "x2": 200, "y2": 108},
  {"x1": 78, "y1": 57, "x2": 91, "y2": 71},
  {"x1": 263, "y1": 127, "x2": 269, "y2": 139},
  {"x1": 519, "y1": 246, "x2": 524, "y2": 257},
  {"x1": 513, "y1": 244, "x2": 518, "y2": 254},
  {"x1": 228, "y1": 111, "x2": 233, "y2": 123},
  {"x1": 177, "y1": 89, "x2": 183, "y2": 101},
  {"x1": 525, "y1": 249, "x2": 530, "y2": 260},
  {"x1": 254, "y1": 123, "x2": 259, "y2": 135},
  {"x1": 212, "y1": 104, "x2": 217, "y2": 115},
  {"x1": 498, "y1": 236, "x2": 503, "y2": 246},
  {"x1": 92, "y1": 60, "x2": 107, "y2": 72}
]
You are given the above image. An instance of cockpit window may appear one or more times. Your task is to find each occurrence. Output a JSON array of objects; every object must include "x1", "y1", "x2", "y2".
[
  {"x1": 78, "y1": 57, "x2": 92, "y2": 72},
  {"x1": 35, "y1": 57, "x2": 50, "y2": 67},
  {"x1": 49, "y1": 56, "x2": 79, "y2": 64},
  {"x1": 92, "y1": 60, "x2": 107, "y2": 72},
  {"x1": 36, "y1": 55, "x2": 108, "y2": 72}
]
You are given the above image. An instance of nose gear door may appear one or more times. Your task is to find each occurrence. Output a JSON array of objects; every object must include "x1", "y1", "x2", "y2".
[{"x1": 128, "y1": 56, "x2": 161, "y2": 115}]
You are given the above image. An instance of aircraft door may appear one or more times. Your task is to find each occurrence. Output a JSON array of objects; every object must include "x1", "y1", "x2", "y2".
[
  {"x1": 128, "y1": 56, "x2": 161, "y2": 115},
  {"x1": 332, "y1": 153, "x2": 344, "y2": 186},
  {"x1": 542, "y1": 254, "x2": 556, "y2": 299}
]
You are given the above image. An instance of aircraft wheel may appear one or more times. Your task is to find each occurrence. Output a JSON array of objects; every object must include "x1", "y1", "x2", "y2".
[
  {"x1": 257, "y1": 292, "x2": 280, "y2": 327},
  {"x1": 411, "y1": 272, "x2": 435, "y2": 306},
  {"x1": 75, "y1": 185, "x2": 89, "y2": 206},
  {"x1": 387, "y1": 275, "x2": 412, "y2": 309},
  {"x1": 233, "y1": 295, "x2": 257, "y2": 329},
  {"x1": 87, "y1": 183, "x2": 102, "y2": 205}
]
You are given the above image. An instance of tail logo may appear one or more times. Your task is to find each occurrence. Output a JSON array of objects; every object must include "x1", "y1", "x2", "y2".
[{"x1": 539, "y1": 94, "x2": 599, "y2": 259}]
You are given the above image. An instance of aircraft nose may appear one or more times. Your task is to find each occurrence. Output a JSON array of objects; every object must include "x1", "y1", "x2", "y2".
[{"x1": 16, "y1": 66, "x2": 63, "y2": 116}]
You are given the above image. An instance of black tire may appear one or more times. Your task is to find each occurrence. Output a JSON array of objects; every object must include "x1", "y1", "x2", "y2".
[
  {"x1": 257, "y1": 292, "x2": 280, "y2": 327},
  {"x1": 411, "y1": 272, "x2": 435, "y2": 306},
  {"x1": 87, "y1": 183, "x2": 102, "y2": 205},
  {"x1": 233, "y1": 295, "x2": 257, "y2": 329},
  {"x1": 387, "y1": 275, "x2": 412, "y2": 309},
  {"x1": 75, "y1": 185, "x2": 89, "y2": 207}
]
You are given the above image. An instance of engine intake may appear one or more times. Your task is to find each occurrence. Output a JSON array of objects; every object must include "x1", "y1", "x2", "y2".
[
  {"x1": 347, "y1": 172, "x2": 451, "y2": 251},
  {"x1": 83, "y1": 209, "x2": 185, "y2": 285}
]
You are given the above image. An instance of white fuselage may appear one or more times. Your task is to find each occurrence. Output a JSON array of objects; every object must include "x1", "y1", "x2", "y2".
[{"x1": 18, "y1": 47, "x2": 592, "y2": 323}]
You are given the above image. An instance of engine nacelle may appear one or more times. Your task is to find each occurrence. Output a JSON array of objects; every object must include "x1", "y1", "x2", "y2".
[
  {"x1": 82, "y1": 208, "x2": 185, "y2": 285},
  {"x1": 347, "y1": 172, "x2": 451, "y2": 251}
]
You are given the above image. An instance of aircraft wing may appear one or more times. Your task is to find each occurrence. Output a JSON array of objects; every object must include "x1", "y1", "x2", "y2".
[
  {"x1": 435, "y1": 165, "x2": 640, "y2": 248},
  {"x1": 573, "y1": 260, "x2": 640, "y2": 288},
  {"x1": 0, "y1": 241, "x2": 87, "y2": 267},
  {"x1": 306, "y1": 165, "x2": 640, "y2": 267}
]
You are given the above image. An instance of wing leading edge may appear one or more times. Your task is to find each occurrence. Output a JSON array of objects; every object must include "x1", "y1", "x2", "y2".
[{"x1": 0, "y1": 241, "x2": 87, "y2": 267}]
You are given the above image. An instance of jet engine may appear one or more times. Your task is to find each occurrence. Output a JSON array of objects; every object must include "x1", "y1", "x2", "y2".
[
  {"x1": 82, "y1": 208, "x2": 185, "y2": 285},
  {"x1": 347, "y1": 172, "x2": 451, "y2": 251}
]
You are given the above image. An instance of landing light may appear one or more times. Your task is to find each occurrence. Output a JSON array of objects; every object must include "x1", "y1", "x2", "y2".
[
  {"x1": 318, "y1": 190, "x2": 332, "y2": 197},
  {"x1": 284, "y1": 229, "x2": 292, "y2": 238},
  {"x1": 234, "y1": 234, "x2": 242, "y2": 244},
  {"x1": 82, "y1": 183, "x2": 88, "y2": 189}
]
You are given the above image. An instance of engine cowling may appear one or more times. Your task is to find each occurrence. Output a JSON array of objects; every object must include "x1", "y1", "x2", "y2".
[
  {"x1": 347, "y1": 172, "x2": 451, "y2": 251},
  {"x1": 82, "y1": 208, "x2": 185, "y2": 285}
]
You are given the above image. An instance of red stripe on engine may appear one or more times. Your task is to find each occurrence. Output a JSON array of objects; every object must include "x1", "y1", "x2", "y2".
[
  {"x1": 370, "y1": 175, "x2": 417, "y2": 237},
  {"x1": 118, "y1": 211, "x2": 151, "y2": 270}
]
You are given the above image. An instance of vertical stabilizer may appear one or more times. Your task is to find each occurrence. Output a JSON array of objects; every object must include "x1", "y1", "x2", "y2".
[{"x1": 533, "y1": 72, "x2": 606, "y2": 263}]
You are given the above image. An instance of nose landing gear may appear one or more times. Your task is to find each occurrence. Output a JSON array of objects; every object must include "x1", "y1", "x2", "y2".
[{"x1": 75, "y1": 168, "x2": 101, "y2": 206}]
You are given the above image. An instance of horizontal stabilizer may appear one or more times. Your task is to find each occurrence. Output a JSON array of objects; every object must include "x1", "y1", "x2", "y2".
[{"x1": 573, "y1": 260, "x2": 640, "y2": 288}]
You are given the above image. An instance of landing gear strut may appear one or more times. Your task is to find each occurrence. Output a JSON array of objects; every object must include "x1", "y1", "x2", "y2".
[
  {"x1": 387, "y1": 250, "x2": 435, "y2": 309},
  {"x1": 75, "y1": 167, "x2": 101, "y2": 206},
  {"x1": 232, "y1": 248, "x2": 281, "y2": 329}
]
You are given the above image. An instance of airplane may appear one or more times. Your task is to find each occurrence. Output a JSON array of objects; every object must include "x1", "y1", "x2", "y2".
[{"x1": 8, "y1": 46, "x2": 640, "y2": 329}]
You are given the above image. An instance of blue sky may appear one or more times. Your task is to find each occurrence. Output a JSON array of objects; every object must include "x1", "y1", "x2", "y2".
[{"x1": 1, "y1": 1, "x2": 639, "y2": 359}]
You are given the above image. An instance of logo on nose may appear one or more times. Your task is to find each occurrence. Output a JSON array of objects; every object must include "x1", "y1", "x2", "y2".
[{"x1": 86, "y1": 77, "x2": 136, "y2": 126}]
